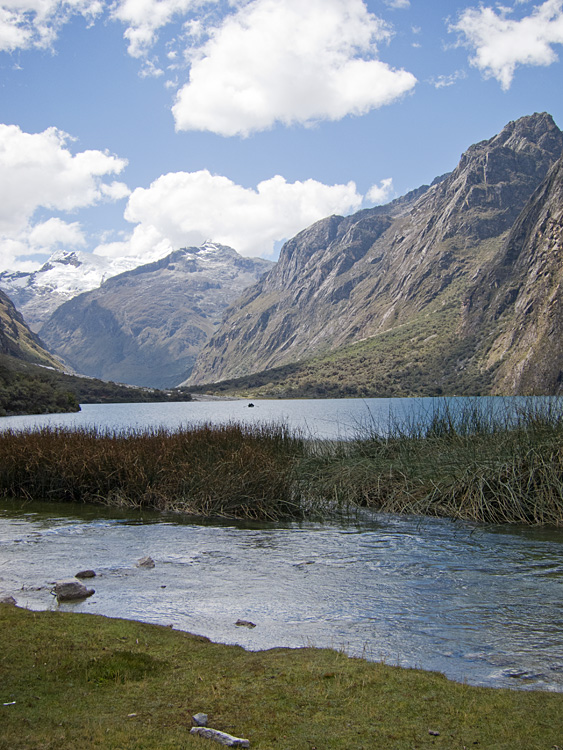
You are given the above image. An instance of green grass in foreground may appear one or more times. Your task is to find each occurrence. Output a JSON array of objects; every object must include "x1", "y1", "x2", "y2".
[{"x1": 1, "y1": 605, "x2": 562, "y2": 750}]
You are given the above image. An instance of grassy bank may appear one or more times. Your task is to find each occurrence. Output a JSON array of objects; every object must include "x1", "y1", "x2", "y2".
[
  {"x1": 0, "y1": 353, "x2": 194, "y2": 417},
  {"x1": 2, "y1": 400, "x2": 563, "y2": 525},
  {"x1": 1, "y1": 605, "x2": 562, "y2": 750}
]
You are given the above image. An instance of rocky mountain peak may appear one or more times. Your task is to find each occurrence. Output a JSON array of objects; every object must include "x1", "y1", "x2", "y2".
[
  {"x1": 418, "y1": 112, "x2": 563, "y2": 243},
  {"x1": 40, "y1": 250, "x2": 83, "y2": 270},
  {"x1": 188, "y1": 113, "x2": 563, "y2": 387},
  {"x1": 0, "y1": 250, "x2": 143, "y2": 331},
  {"x1": 39, "y1": 244, "x2": 274, "y2": 388}
]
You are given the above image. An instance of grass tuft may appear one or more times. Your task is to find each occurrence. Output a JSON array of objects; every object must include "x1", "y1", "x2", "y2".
[{"x1": 0, "y1": 422, "x2": 305, "y2": 522}]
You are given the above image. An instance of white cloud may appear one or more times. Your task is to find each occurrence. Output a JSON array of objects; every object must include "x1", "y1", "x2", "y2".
[
  {"x1": 28, "y1": 217, "x2": 86, "y2": 251},
  {"x1": 0, "y1": 0, "x2": 102, "y2": 52},
  {"x1": 451, "y1": 0, "x2": 563, "y2": 89},
  {"x1": 94, "y1": 169, "x2": 365, "y2": 260},
  {"x1": 0, "y1": 124, "x2": 128, "y2": 269},
  {"x1": 172, "y1": 0, "x2": 416, "y2": 136},
  {"x1": 366, "y1": 178, "x2": 394, "y2": 205},
  {"x1": 384, "y1": 0, "x2": 410, "y2": 8},
  {"x1": 111, "y1": 0, "x2": 211, "y2": 58},
  {"x1": 430, "y1": 69, "x2": 467, "y2": 88}
]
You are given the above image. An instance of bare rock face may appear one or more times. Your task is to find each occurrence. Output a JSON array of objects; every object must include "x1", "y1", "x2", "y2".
[
  {"x1": 188, "y1": 113, "x2": 563, "y2": 389},
  {"x1": 39, "y1": 243, "x2": 273, "y2": 389},
  {"x1": 0, "y1": 290, "x2": 61, "y2": 368},
  {"x1": 463, "y1": 153, "x2": 563, "y2": 394}
]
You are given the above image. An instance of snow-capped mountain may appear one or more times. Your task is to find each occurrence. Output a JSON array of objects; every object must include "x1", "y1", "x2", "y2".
[
  {"x1": 0, "y1": 250, "x2": 143, "y2": 332},
  {"x1": 39, "y1": 243, "x2": 274, "y2": 388}
]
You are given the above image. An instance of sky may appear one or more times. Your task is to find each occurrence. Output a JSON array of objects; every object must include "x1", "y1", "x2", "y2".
[{"x1": 1, "y1": 0, "x2": 563, "y2": 272}]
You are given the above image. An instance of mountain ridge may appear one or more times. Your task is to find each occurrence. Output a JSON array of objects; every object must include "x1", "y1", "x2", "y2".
[
  {"x1": 39, "y1": 243, "x2": 274, "y2": 388},
  {"x1": 187, "y1": 112, "x2": 563, "y2": 390},
  {"x1": 0, "y1": 250, "x2": 145, "y2": 332},
  {"x1": 0, "y1": 289, "x2": 62, "y2": 369}
]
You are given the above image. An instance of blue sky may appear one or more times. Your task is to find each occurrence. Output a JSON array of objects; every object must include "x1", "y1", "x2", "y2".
[{"x1": 1, "y1": 0, "x2": 563, "y2": 272}]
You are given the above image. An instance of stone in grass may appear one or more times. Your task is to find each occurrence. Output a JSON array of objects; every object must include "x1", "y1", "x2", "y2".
[
  {"x1": 190, "y1": 727, "x2": 249, "y2": 747},
  {"x1": 75, "y1": 570, "x2": 96, "y2": 579},
  {"x1": 53, "y1": 579, "x2": 95, "y2": 602},
  {"x1": 136, "y1": 556, "x2": 155, "y2": 568},
  {"x1": 192, "y1": 713, "x2": 208, "y2": 727},
  {"x1": 0, "y1": 595, "x2": 17, "y2": 605}
]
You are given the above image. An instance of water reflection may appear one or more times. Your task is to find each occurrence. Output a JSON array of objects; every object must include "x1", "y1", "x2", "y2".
[{"x1": 1, "y1": 500, "x2": 562, "y2": 692}]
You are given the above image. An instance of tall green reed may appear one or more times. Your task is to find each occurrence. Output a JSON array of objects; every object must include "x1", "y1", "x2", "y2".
[{"x1": 304, "y1": 397, "x2": 563, "y2": 526}]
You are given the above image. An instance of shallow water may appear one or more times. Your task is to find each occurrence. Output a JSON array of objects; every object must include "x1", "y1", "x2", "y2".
[{"x1": 1, "y1": 500, "x2": 562, "y2": 692}]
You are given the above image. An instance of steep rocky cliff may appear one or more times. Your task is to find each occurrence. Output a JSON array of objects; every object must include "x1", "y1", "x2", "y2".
[
  {"x1": 188, "y1": 113, "x2": 563, "y2": 389},
  {"x1": 463, "y1": 153, "x2": 563, "y2": 394},
  {"x1": 39, "y1": 243, "x2": 273, "y2": 388}
]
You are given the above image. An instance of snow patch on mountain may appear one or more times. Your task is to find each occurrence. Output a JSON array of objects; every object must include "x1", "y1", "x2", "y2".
[{"x1": 0, "y1": 250, "x2": 162, "y2": 331}]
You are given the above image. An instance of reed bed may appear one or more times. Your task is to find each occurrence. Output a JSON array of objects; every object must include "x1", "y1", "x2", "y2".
[
  {"x1": 0, "y1": 422, "x2": 305, "y2": 521},
  {"x1": 2, "y1": 399, "x2": 563, "y2": 525},
  {"x1": 303, "y1": 398, "x2": 563, "y2": 526}
]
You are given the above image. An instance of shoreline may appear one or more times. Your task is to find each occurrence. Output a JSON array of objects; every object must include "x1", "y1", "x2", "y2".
[{"x1": 2, "y1": 603, "x2": 562, "y2": 749}]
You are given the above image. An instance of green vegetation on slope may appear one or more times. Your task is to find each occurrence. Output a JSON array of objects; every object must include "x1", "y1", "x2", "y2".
[
  {"x1": 0, "y1": 354, "x2": 193, "y2": 416},
  {"x1": 1, "y1": 605, "x2": 561, "y2": 750},
  {"x1": 191, "y1": 302, "x2": 493, "y2": 399},
  {"x1": 0, "y1": 366, "x2": 80, "y2": 416}
]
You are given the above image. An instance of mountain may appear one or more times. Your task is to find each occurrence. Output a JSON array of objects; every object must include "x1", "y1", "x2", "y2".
[
  {"x1": 0, "y1": 286, "x2": 198, "y2": 416},
  {"x1": 39, "y1": 243, "x2": 274, "y2": 389},
  {"x1": 187, "y1": 113, "x2": 563, "y2": 395},
  {"x1": 0, "y1": 289, "x2": 61, "y2": 368},
  {"x1": 0, "y1": 250, "x2": 142, "y2": 332},
  {"x1": 0, "y1": 288, "x2": 81, "y2": 415},
  {"x1": 462, "y1": 151, "x2": 563, "y2": 394}
]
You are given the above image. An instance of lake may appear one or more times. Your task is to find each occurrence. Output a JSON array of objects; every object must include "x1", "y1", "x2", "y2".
[
  {"x1": 0, "y1": 395, "x2": 552, "y2": 439},
  {"x1": 1, "y1": 398, "x2": 562, "y2": 692}
]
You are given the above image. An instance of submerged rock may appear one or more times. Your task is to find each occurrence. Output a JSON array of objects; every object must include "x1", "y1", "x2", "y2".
[
  {"x1": 136, "y1": 556, "x2": 155, "y2": 568},
  {"x1": 53, "y1": 579, "x2": 95, "y2": 602},
  {"x1": 75, "y1": 569, "x2": 96, "y2": 579}
]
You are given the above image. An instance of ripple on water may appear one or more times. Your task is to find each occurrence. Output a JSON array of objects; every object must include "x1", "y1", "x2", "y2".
[{"x1": 0, "y1": 505, "x2": 562, "y2": 691}]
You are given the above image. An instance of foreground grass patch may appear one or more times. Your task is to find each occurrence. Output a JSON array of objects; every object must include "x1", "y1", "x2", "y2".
[{"x1": 1, "y1": 605, "x2": 562, "y2": 750}]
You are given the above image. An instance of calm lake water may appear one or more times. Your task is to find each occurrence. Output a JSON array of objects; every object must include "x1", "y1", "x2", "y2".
[
  {"x1": 1, "y1": 398, "x2": 562, "y2": 692},
  {"x1": 0, "y1": 395, "x2": 554, "y2": 439}
]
